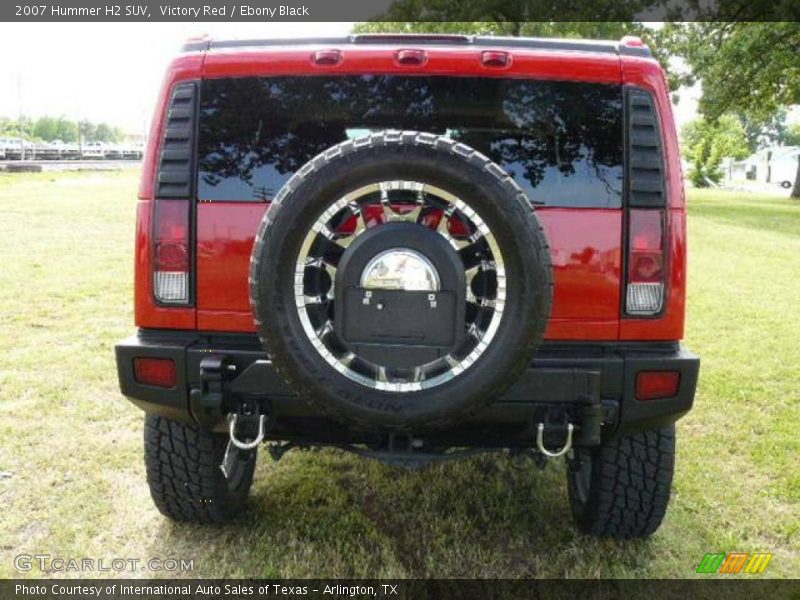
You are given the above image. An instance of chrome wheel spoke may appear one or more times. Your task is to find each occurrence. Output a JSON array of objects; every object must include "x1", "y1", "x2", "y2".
[
  {"x1": 380, "y1": 181, "x2": 426, "y2": 224},
  {"x1": 435, "y1": 205, "x2": 472, "y2": 249},
  {"x1": 295, "y1": 179, "x2": 506, "y2": 393},
  {"x1": 336, "y1": 202, "x2": 367, "y2": 248}
]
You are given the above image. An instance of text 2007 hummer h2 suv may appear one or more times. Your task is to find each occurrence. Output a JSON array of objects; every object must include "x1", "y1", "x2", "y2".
[{"x1": 115, "y1": 34, "x2": 699, "y2": 538}]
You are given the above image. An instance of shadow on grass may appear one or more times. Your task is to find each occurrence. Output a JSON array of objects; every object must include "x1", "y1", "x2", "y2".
[{"x1": 151, "y1": 450, "x2": 660, "y2": 578}]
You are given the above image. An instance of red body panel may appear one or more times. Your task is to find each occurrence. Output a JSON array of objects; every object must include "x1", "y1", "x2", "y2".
[
  {"x1": 136, "y1": 41, "x2": 687, "y2": 344},
  {"x1": 194, "y1": 204, "x2": 623, "y2": 339},
  {"x1": 202, "y1": 46, "x2": 622, "y2": 84}
]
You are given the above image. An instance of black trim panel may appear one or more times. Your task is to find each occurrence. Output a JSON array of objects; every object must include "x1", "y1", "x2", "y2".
[
  {"x1": 156, "y1": 82, "x2": 198, "y2": 199},
  {"x1": 116, "y1": 331, "x2": 697, "y2": 445},
  {"x1": 625, "y1": 87, "x2": 667, "y2": 208}
]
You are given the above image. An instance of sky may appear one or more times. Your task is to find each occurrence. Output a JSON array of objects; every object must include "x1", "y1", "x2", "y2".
[{"x1": 0, "y1": 22, "x2": 706, "y2": 135}]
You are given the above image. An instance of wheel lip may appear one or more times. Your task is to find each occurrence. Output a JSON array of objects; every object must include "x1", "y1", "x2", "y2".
[{"x1": 293, "y1": 179, "x2": 507, "y2": 393}]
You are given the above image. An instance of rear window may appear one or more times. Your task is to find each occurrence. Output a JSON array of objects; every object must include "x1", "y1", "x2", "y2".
[{"x1": 197, "y1": 75, "x2": 623, "y2": 208}]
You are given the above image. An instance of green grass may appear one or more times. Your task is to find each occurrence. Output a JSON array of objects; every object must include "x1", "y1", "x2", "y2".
[{"x1": 0, "y1": 174, "x2": 797, "y2": 579}]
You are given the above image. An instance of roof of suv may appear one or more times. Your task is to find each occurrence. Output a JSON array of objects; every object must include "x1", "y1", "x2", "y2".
[{"x1": 182, "y1": 34, "x2": 653, "y2": 58}]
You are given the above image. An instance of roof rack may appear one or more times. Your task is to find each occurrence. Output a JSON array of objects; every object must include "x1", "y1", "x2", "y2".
[{"x1": 181, "y1": 34, "x2": 652, "y2": 58}]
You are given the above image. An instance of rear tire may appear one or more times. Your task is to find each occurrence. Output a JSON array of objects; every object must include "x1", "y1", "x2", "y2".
[
  {"x1": 144, "y1": 415, "x2": 256, "y2": 523},
  {"x1": 566, "y1": 425, "x2": 675, "y2": 538}
]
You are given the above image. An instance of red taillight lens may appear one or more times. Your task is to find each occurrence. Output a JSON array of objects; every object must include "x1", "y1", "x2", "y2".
[
  {"x1": 636, "y1": 371, "x2": 680, "y2": 401},
  {"x1": 153, "y1": 199, "x2": 190, "y2": 304},
  {"x1": 626, "y1": 209, "x2": 664, "y2": 315},
  {"x1": 133, "y1": 357, "x2": 177, "y2": 388},
  {"x1": 629, "y1": 209, "x2": 663, "y2": 282}
]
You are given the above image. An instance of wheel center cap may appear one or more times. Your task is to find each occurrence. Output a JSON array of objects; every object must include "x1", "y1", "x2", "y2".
[{"x1": 359, "y1": 248, "x2": 441, "y2": 292}]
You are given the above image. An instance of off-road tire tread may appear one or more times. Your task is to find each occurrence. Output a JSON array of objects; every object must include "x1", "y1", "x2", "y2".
[
  {"x1": 569, "y1": 426, "x2": 675, "y2": 539},
  {"x1": 250, "y1": 131, "x2": 553, "y2": 431},
  {"x1": 144, "y1": 415, "x2": 255, "y2": 524}
]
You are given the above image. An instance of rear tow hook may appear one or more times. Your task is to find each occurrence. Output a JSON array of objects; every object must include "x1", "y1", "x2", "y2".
[
  {"x1": 535, "y1": 422, "x2": 574, "y2": 458},
  {"x1": 227, "y1": 403, "x2": 267, "y2": 451}
]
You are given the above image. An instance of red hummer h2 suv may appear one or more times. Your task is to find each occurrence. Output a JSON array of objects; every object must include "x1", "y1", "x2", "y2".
[{"x1": 116, "y1": 34, "x2": 699, "y2": 538}]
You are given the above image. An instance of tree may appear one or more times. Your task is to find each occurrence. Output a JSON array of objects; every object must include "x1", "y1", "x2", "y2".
[
  {"x1": 93, "y1": 123, "x2": 123, "y2": 143},
  {"x1": 353, "y1": 18, "x2": 673, "y2": 71},
  {"x1": 735, "y1": 109, "x2": 793, "y2": 154},
  {"x1": 682, "y1": 115, "x2": 749, "y2": 187},
  {"x1": 54, "y1": 117, "x2": 78, "y2": 143},
  {"x1": 663, "y1": 22, "x2": 800, "y2": 197},
  {"x1": 355, "y1": 20, "x2": 644, "y2": 40},
  {"x1": 32, "y1": 116, "x2": 58, "y2": 141},
  {"x1": 2, "y1": 116, "x2": 125, "y2": 143},
  {"x1": 785, "y1": 123, "x2": 800, "y2": 147},
  {"x1": 78, "y1": 119, "x2": 96, "y2": 144}
]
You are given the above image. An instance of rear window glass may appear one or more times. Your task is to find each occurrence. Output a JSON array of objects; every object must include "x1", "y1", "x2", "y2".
[{"x1": 197, "y1": 75, "x2": 623, "y2": 208}]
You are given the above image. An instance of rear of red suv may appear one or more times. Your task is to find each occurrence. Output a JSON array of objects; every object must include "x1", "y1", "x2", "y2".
[{"x1": 116, "y1": 34, "x2": 698, "y2": 537}]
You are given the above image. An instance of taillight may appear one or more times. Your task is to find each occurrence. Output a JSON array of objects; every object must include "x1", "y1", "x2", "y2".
[
  {"x1": 134, "y1": 357, "x2": 177, "y2": 388},
  {"x1": 626, "y1": 209, "x2": 664, "y2": 315},
  {"x1": 153, "y1": 199, "x2": 190, "y2": 304},
  {"x1": 635, "y1": 370, "x2": 680, "y2": 401}
]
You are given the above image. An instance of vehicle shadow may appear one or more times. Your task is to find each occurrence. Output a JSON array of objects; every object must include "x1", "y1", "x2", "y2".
[{"x1": 152, "y1": 449, "x2": 660, "y2": 578}]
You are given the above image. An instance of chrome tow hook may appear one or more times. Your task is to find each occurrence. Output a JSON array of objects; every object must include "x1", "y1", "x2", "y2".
[
  {"x1": 227, "y1": 412, "x2": 266, "y2": 451},
  {"x1": 536, "y1": 422, "x2": 574, "y2": 458}
]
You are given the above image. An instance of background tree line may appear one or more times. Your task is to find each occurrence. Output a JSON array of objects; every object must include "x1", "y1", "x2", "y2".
[
  {"x1": 0, "y1": 115, "x2": 125, "y2": 143},
  {"x1": 354, "y1": 14, "x2": 800, "y2": 197}
]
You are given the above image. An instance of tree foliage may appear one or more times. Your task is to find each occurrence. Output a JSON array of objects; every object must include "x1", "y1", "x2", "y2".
[
  {"x1": 682, "y1": 115, "x2": 749, "y2": 187},
  {"x1": 354, "y1": 19, "x2": 673, "y2": 74},
  {"x1": 736, "y1": 109, "x2": 791, "y2": 153},
  {"x1": 784, "y1": 123, "x2": 800, "y2": 148},
  {"x1": 661, "y1": 22, "x2": 800, "y2": 121},
  {"x1": 661, "y1": 21, "x2": 800, "y2": 196},
  {"x1": 0, "y1": 115, "x2": 124, "y2": 143}
]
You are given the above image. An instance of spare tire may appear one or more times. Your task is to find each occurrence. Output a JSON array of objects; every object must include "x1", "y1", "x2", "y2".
[{"x1": 250, "y1": 131, "x2": 552, "y2": 431}]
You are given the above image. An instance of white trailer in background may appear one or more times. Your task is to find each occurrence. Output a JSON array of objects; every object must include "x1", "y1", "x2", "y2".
[
  {"x1": 771, "y1": 149, "x2": 800, "y2": 188},
  {"x1": 723, "y1": 146, "x2": 799, "y2": 188}
]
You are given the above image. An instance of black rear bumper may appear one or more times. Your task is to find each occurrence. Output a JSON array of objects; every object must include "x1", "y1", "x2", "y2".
[{"x1": 116, "y1": 330, "x2": 699, "y2": 447}]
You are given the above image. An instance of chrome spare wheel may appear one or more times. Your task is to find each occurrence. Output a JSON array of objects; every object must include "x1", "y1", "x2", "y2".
[{"x1": 295, "y1": 180, "x2": 506, "y2": 393}]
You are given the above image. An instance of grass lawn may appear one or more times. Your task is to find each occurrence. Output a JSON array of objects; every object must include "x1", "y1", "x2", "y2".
[{"x1": 0, "y1": 172, "x2": 797, "y2": 578}]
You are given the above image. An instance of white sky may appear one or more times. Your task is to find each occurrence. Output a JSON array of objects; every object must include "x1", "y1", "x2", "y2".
[{"x1": 0, "y1": 22, "x2": 708, "y2": 134}]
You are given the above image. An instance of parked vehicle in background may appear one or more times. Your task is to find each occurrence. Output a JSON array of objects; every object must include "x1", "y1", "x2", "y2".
[
  {"x1": 122, "y1": 144, "x2": 145, "y2": 160},
  {"x1": 116, "y1": 34, "x2": 699, "y2": 538},
  {"x1": 772, "y1": 150, "x2": 800, "y2": 189},
  {"x1": 0, "y1": 138, "x2": 143, "y2": 161},
  {"x1": 81, "y1": 141, "x2": 107, "y2": 160},
  {"x1": 54, "y1": 140, "x2": 80, "y2": 160},
  {"x1": 103, "y1": 143, "x2": 123, "y2": 160},
  {"x1": 1, "y1": 137, "x2": 31, "y2": 160}
]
